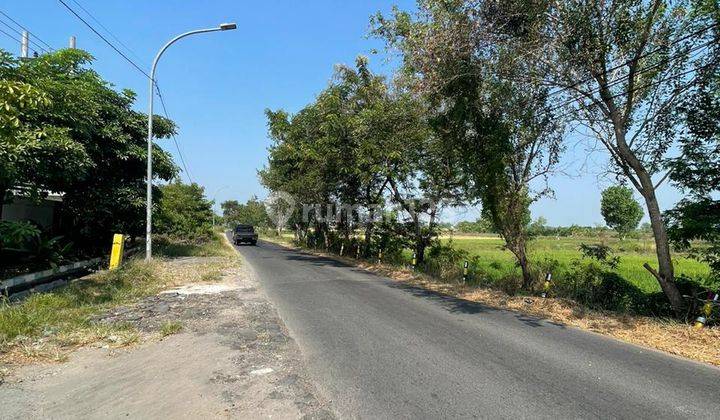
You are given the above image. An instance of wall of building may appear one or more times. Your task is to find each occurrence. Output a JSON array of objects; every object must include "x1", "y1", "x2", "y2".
[{"x1": 2, "y1": 197, "x2": 60, "y2": 230}]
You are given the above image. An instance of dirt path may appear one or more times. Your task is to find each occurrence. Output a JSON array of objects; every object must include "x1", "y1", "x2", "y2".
[{"x1": 0, "y1": 257, "x2": 334, "y2": 419}]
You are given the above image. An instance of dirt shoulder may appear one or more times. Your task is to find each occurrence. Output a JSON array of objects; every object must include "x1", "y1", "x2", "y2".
[
  {"x1": 261, "y1": 236, "x2": 720, "y2": 367},
  {"x1": 0, "y1": 255, "x2": 334, "y2": 419}
]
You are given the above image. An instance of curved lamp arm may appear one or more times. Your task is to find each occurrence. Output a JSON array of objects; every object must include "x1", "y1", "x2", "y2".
[{"x1": 145, "y1": 23, "x2": 236, "y2": 260}]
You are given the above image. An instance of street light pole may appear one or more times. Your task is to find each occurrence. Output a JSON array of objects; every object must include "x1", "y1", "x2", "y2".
[
  {"x1": 146, "y1": 23, "x2": 236, "y2": 260},
  {"x1": 212, "y1": 185, "x2": 229, "y2": 229}
]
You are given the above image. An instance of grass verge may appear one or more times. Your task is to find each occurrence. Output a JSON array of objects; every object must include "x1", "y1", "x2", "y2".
[
  {"x1": 262, "y1": 236, "x2": 720, "y2": 367},
  {"x1": 0, "y1": 231, "x2": 238, "y2": 366}
]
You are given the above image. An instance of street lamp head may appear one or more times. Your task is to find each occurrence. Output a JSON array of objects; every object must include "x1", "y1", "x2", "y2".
[{"x1": 219, "y1": 22, "x2": 237, "y2": 31}]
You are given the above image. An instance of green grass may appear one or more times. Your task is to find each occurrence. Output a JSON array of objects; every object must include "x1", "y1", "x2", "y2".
[
  {"x1": 160, "y1": 320, "x2": 183, "y2": 337},
  {"x1": 0, "y1": 233, "x2": 235, "y2": 356},
  {"x1": 0, "y1": 259, "x2": 166, "y2": 350},
  {"x1": 442, "y1": 235, "x2": 711, "y2": 294}
]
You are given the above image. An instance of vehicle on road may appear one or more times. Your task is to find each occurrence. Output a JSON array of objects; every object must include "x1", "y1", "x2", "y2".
[{"x1": 233, "y1": 224, "x2": 258, "y2": 245}]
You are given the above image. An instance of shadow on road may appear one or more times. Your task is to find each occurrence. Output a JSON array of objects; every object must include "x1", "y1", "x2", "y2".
[
  {"x1": 253, "y1": 240, "x2": 566, "y2": 330},
  {"x1": 387, "y1": 281, "x2": 566, "y2": 330},
  {"x1": 283, "y1": 253, "x2": 350, "y2": 268}
]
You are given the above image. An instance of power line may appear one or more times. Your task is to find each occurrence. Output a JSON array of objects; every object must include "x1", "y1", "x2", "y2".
[
  {"x1": 0, "y1": 16, "x2": 50, "y2": 54},
  {"x1": 156, "y1": 85, "x2": 194, "y2": 184},
  {"x1": 57, "y1": 0, "x2": 195, "y2": 184},
  {"x1": 68, "y1": 0, "x2": 144, "y2": 63},
  {"x1": 57, "y1": 0, "x2": 151, "y2": 79},
  {"x1": 0, "y1": 10, "x2": 53, "y2": 51},
  {"x1": 57, "y1": 0, "x2": 196, "y2": 185},
  {"x1": 0, "y1": 26, "x2": 21, "y2": 44}
]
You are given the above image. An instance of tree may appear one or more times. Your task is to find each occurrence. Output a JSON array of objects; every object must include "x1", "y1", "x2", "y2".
[
  {"x1": 1, "y1": 48, "x2": 177, "y2": 251},
  {"x1": 264, "y1": 191, "x2": 293, "y2": 235},
  {"x1": 601, "y1": 186, "x2": 643, "y2": 239},
  {"x1": 155, "y1": 182, "x2": 214, "y2": 240},
  {"x1": 504, "y1": 0, "x2": 715, "y2": 312},
  {"x1": 221, "y1": 196, "x2": 270, "y2": 228},
  {"x1": 666, "y1": 42, "x2": 720, "y2": 279},
  {"x1": 0, "y1": 51, "x2": 89, "y2": 221},
  {"x1": 260, "y1": 56, "x2": 460, "y2": 261},
  {"x1": 528, "y1": 217, "x2": 550, "y2": 236},
  {"x1": 373, "y1": 1, "x2": 564, "y2": 287},
  {"x1": 377, "y1": 0, "x2": 716, "y2": 312}
]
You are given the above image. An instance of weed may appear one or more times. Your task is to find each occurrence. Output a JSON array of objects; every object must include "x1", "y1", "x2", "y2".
[{"x1": 160, "y1": 320, "x2": 183, "y2": 337}]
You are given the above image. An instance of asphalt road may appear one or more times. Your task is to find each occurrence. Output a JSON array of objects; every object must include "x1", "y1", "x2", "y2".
[{"x1": 232, "y1": 238, "x2": 720, "y2": 419}]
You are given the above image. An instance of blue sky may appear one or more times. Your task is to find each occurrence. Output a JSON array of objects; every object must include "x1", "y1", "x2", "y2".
[{"x1": 1, "y1": 0, "x2": 683, "y2": 226}]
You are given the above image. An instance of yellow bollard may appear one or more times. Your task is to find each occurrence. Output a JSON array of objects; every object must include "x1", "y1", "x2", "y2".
[
  {"x1": 109, "y1": 234, "x2": 125, "y2": 270},
  {"x1": 378, "y1": 249, "x2": 383, "y2": 264},
  {"x1": 462, "y1": 261, "x2": 469, "y2": 283},
  {"x1": 340, "y1": 243, "x2": 345, "y2": 256},
  {"x1": 412, "y1": 252, "x2": 417, "y2": 269}
]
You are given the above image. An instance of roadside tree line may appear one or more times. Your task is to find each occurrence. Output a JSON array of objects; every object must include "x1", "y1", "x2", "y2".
[{"x1": 260, "y1": 0, "x2": 719, "y2": 314}]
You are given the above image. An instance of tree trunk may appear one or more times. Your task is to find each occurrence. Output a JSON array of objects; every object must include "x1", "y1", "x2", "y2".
[
  {"x1": 510, "y1": 242, "x2": 533, "y2": 290},
  {"x1": 0, "y1": 184, "x2": 6, "y2": 254},
  {"x1": 611, "y1": 126, "x2": 685, "y2": 314},
  {"x1": 637, "y1": 173, "x2": 685, "y2": 313},
  {"x1": 414, "y1": 240, "x2": 427, "y2": 264},
  {"x1": 363, "y1": 223, "x2": 373, "y2": 256},
  {"x1": 0, "y1": 183, "x2": 6, "y2": 221}
]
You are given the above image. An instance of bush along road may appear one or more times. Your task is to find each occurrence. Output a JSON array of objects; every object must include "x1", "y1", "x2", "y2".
[{"x1": 233, "y1": 237, "x2": 720, "y2": 419}]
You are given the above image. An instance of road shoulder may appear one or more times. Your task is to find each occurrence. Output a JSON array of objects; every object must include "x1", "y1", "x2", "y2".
[{"x1": 0, "y1": 254, "x2": 334, "y2": 419}]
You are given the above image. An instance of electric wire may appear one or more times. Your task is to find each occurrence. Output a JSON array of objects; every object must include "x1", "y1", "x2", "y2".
[
  {"x1": 0, "y1": 10, "x2": 53, "y2": 51},
  {"x1": 57, "y1": 0, "x2": 194, "y2": 184},
  {"x1": 57, "y1": 0, "x2": 151, "y2": 79},
  {"x1": 156, "y1": 85, "x2": 194, "y2": 184}
]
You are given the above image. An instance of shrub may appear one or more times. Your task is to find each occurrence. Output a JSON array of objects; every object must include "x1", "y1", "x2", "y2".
[
  {"x1": 496, "y1": 273, "x2": 522, "y2": 295},
  {"x1": 423, "y1": 243, "x2": 468, "y2": 282},
  {"x1": 551, "y1": 259, "x2": 650, "y2": 313},
  {"x1": 154, "y1": 182, "x2": 214, "y2": 242},
  {"x1": 530, "y1": 257, "x2": 561, "y2": 291}
]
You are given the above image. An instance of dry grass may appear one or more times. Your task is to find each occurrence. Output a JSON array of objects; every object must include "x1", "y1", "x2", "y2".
[{"x1": 267, "y1": 238, "x2": 720, "y2": 367}]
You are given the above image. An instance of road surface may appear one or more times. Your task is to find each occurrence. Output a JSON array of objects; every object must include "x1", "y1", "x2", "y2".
[{"x1": 232, "y1": 238, "x2": 720, "y2": 419}]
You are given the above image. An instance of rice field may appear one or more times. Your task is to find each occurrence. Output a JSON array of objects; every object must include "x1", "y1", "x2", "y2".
[
  {"x1": 441, "y1": 234, "x2": 711, "y2": 294},
  {"x1": 269, "y1": 231, "x2": 711, "y2": 295}
]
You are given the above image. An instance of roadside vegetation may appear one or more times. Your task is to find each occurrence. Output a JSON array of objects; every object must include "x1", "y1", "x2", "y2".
[
  {"x1": 0, "y1": 182, "x2": 237, "y2": 365},
  {"x1": 1, "y1": 45, "x2": 239, "y2": 367},
  {"x1": 256, "y1": 0, "x2": 719, "y2": 325},
  {"x1": 0, "y1": 230, "x2": 236, "y2": 364},
  {"x1": 0, "y1": 49, "x2": 181, "y2": 278}
]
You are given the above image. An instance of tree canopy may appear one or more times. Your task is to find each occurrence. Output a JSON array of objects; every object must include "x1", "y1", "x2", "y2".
[
  {"x1": 601, "y1": 186, "x2": 643, "y2": 238},
  {"x1": 0, "y1": 48, "x2": 177, "y2": 253}
]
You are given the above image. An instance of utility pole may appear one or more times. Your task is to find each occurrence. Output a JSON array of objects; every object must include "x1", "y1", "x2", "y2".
[
  {"x1": 20, "y1": 31, "x2": 28, "y2": 58},
  {"x1": 69, "y1": 36, "x2": 76, "y2": 49}
]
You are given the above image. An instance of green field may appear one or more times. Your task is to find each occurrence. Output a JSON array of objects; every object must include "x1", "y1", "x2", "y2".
[
  {"x1": 442, "y1": 235, "x2": 711, "y2": 294},
  {"x1": 269, "y1": 231, "x2": 711, "y2": 297}
]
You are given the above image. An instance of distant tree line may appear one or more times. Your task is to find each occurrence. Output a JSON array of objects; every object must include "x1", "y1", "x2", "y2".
[{"x1": 220, "y1": 196, "x2": 270, "y2": 229}]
